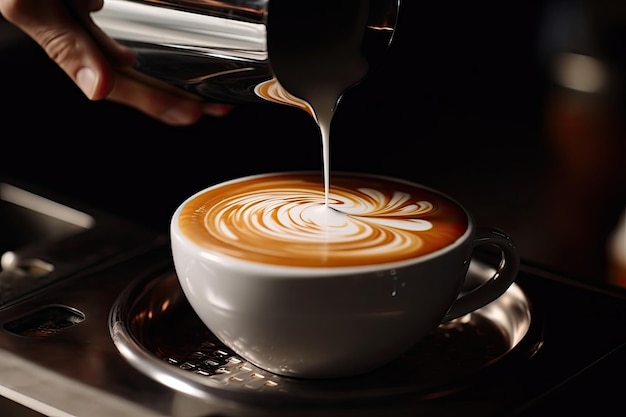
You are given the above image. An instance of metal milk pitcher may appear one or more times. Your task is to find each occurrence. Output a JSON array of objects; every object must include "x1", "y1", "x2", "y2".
[{"x1": 93, "y1": 0, "x2": 400, "y2": 105}]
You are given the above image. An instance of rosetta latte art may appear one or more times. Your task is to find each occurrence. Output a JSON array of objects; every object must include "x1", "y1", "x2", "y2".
[{"x1": 179, "y1": 173, "x2": 468, "y2": 267}]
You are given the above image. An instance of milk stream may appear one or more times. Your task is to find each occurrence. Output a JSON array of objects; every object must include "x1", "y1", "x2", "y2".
[{"x1": 268, "y1": 0, "x2": 370, "y2": 206}]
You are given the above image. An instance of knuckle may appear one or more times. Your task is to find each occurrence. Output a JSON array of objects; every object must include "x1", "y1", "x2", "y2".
[{"x1": 40, "y1": 29, "x2": 79, "y2": 67}]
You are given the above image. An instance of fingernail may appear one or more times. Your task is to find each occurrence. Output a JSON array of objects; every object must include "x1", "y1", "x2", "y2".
[
  {"x1": 76, "y1": 67, "x2": 97, "y2": 98},
  {"x1": 162, "y1": 107, "x2": 192, "y2": 126},
  {"x1": 204, "y1": 104, "x2": 233, "y2": 117}
]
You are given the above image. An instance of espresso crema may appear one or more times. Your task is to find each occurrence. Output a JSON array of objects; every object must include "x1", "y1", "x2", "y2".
[{"x1": 178, "y1": 172, "x2": 468, "y2": 267}]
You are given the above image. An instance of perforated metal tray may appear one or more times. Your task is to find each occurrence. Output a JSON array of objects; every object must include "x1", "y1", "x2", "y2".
[{"x1": 109, "y1": 262, "x2": 541, "y2": 406}]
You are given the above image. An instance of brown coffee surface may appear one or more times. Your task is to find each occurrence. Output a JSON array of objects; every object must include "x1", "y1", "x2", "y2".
[{"x1": 178, "y1": 172, "x2": 468, "y2": 267}]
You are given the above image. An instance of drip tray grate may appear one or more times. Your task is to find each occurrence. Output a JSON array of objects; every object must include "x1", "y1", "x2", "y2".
[{"x1": 109, "y1": 267, "x2": 541, "y2": 405}]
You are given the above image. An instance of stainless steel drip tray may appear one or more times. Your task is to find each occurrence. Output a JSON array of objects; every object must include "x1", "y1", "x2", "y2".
[
  {"x1": 0, "y1": 179, "x2": 161, "y2": 309},
  {"x1": 110, "y1": 261, "x2": 540, "y2": 407}
]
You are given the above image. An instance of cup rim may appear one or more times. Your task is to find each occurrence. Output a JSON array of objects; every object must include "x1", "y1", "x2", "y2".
[{"x1": 170, "y1": 170, "x2": 474, "y2": 275}]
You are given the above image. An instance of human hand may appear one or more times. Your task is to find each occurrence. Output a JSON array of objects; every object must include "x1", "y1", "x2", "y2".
[{"x1": 0, "y1": 0, "x2": 233, "y2": 125}]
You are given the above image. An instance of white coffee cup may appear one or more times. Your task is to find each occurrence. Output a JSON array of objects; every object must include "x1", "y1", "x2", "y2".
[{"x1": 170, "y1": 171, "x2": 519, "y2": 379}]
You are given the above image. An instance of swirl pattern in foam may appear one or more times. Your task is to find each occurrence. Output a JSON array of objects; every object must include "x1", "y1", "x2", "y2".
[{"x1": 178, "y1": 172, "x2": 469, "y2": 267}]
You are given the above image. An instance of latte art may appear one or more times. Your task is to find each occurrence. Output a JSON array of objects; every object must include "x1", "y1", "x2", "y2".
[{"x1": 178, "y1": 173, "x2": 469, "y2": 267}]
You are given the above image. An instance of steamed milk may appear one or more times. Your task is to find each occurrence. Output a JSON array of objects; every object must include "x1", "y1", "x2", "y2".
[
  {"x1": 179, "y1": 2, "x2": 468, "y2": 267},
  {"x1": 266, "y1": 0, "x2": 370, "y2": 202}
]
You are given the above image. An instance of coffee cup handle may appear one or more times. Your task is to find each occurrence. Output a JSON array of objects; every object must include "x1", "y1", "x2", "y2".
[{"x1": 442, "y1": 227, "x2": 520, "y2": 322}]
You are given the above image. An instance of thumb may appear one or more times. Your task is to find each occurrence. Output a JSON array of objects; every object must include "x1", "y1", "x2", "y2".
[{"x1": 1, "y1": 0, "x2": 132, "y2": 100}]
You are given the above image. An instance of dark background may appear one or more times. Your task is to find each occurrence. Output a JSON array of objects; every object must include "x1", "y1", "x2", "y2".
[{"x1": 1, "y1": 1, "x2": 624, "y2": 287}]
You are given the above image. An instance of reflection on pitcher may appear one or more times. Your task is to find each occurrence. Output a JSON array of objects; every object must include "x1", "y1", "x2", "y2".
[{"x1": 93, "y1": 0, "x2": 400, "y2": 105}]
